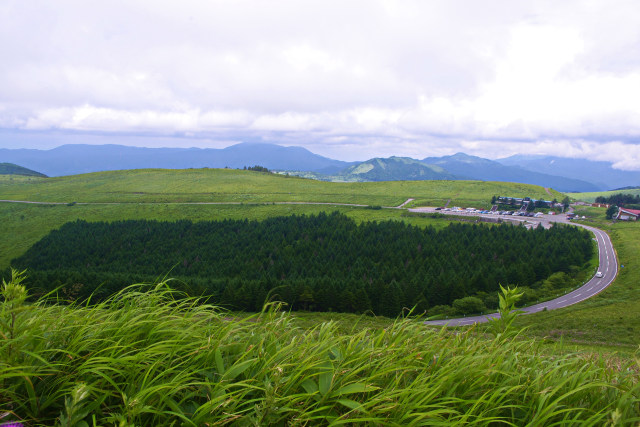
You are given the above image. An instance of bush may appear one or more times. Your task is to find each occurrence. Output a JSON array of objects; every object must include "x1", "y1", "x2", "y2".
[{"x1": 452, "y1": 296, "x2": 487, "y2": 315}]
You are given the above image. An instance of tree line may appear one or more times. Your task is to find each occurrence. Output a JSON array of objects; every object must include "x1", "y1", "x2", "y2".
[
  {"x1": 595, "y1": 193, "x2": 640, "y2": 207},
  {"x1": 10, "y1": 212, "x2": 594, "y2": 317}
]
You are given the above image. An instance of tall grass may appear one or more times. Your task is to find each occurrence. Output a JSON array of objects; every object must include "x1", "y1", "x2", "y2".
[{"x1": 1, "y1": 275, "x2": 639, "y2": 425}]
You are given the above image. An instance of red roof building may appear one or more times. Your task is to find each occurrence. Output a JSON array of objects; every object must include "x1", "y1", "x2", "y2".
[{"x1": 616, "y1": 208, "x2": 640, "y2": 221}]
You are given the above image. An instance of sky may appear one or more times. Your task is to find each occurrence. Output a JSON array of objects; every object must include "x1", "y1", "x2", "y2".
[{"x1": 1, "y1": 0, "x2": 640, "y2": 169}]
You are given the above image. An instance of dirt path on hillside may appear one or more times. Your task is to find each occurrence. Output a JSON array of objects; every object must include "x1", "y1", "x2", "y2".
[{"x1": 395, "y1": 198, "x2": 414, "y2": 208}]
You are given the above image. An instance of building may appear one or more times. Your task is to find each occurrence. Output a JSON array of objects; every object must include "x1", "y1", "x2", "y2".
[
  {"x1": 496, "y1": 196, "x2": 553, "y2": 208},
  {"x1": 616, "y1": 208, "x2": 640, "y2": 221}
]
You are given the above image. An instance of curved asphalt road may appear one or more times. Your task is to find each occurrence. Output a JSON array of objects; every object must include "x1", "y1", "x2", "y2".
[{"x1": 419, "y1": 211, "x2": 618, "y2": 326}]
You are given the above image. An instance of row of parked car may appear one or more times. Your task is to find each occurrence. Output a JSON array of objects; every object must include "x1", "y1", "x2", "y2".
[{"x1": 435, "y1": 207, "x2": 544, "y2": 218}]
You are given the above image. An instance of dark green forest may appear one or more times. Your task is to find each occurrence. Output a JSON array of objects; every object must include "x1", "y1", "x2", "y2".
[{"x1": 11, "y1": 212, "x2": 593, "y2": 316}]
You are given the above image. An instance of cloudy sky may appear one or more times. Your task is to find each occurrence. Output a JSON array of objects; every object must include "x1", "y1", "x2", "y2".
[{"x1": 1, "y1": 0, "x2": 639, "y2": 168}]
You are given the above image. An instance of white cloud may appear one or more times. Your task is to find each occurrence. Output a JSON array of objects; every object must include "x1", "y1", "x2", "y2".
[{"x1": 1, "y1": 0, "x2": 640, "y2": 168}]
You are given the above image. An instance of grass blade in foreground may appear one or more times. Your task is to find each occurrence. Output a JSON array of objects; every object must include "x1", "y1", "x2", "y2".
[{"x1": 0, "y1": 275, "x2": 638, "y2": 425}]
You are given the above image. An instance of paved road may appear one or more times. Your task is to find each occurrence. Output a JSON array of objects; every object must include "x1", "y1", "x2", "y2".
[{"x1": 410, "y1": 208, "x2": 618, "y2": 326}]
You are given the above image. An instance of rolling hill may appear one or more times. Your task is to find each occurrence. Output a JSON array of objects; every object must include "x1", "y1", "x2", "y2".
[
  {"x1": 332, "y1": 157, "x2": 457, "y2": 182},
  {"x1": 0, "y1": 162, "x2": 47, "y2": 177}
]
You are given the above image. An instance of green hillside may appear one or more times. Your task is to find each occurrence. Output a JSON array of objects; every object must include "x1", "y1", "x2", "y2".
[
  {"x1": 0, "y1": 162, "x2": 47, "y2": 177},
  {"x1": 0, "y1": 167, "x2": 562, "y2": 207},
  {"x1": 332, "y1": 157, "x2": 457, "y2": 182},
  {"x1": 569, "y1": 188, "x2": 640, "y2": 203}
]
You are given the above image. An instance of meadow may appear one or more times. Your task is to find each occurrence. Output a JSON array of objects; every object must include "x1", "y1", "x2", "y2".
[{"x1": 0, "y1": 168, "x2": 562, "y2": 206}]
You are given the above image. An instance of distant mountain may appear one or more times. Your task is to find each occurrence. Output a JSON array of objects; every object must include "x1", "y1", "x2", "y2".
[
  {"x1": 0, "y1": 162, "x2": 47, "y2": 177},
  {"x1": 0, "y1": 143, "x2": 355, "y2": 177},
  {"x1": 497, "y1": 155, "x2": 640, "y2": 191},
  {"x1": 333, "y1": 157, "x2": 458, "y2": 182},
  {"x1": 612, "y1": 186, "x2": 640, "y2": 191},
  {"x1": 422, "y1": 153, "x2": 599, "y2": 192}
]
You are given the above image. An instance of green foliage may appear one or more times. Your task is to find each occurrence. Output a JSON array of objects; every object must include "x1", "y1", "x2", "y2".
[
  {"x1": 452, "y1": 296, "x2": 487, "y2": 315},
  {"x1": 1, "y1": 268, "x2": 29, "y2": 345},
  {"x1": 244, "y1": 165, "x2": 270, "y2": 172},
  {"x1": 596, "y1": 193, "x2": 640, "y2": 206},
  {"x1": 570, "y1": 188, "x2": 640, "y2": 204},
  {"x1": 606, "y1": 205, "x2": 618, "y2": 219},
  {"x1": 0, "y1": 285, "x2": 638, "y2": 425},
  {"x1": 11, "y1": 213, "x2": 594, "y2": 317},
  {"x1": 488, "y1": 285, "x2": 524, "y2": 337}
]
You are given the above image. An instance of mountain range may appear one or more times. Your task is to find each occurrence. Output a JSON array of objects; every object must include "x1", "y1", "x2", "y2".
[
  {"x1": 0, "y1": 143, "x2": 352, "y2": 177},
  {"x1": 423, "y1": 153, "x2": 599, "y2": 192},
  {"x1": 1, "y1": 143, "x2": 638, "y2": 192},
  {"x1": 498, "y1": 155, "x2": 640, "y2": 191}
]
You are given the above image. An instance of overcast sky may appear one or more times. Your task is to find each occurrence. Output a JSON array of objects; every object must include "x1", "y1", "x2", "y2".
[{"x1": 1, "y1": 0, "x2": 639, "y2": 168}]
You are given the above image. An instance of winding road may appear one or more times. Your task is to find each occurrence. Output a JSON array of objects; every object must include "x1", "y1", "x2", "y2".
[{"x1": 411, "y1": 208, "x2": 618, "y2": 326}]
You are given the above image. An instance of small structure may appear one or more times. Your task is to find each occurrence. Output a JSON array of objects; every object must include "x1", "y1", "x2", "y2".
[
  {"x1": 592, "y1": 203, "x2": 610, "y2": 208},
  {"x1": 616, "y1": 208, "x2": 640, "y2": 221},
  {"x1": 496, "y1": 196, "x2": 554, "y2": 208}
]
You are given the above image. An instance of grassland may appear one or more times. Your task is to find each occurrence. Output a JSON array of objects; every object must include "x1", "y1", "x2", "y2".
[
  {"x1": 0, "y1": 168, "x2": 562, "y2": 207},
  {"x1": 0, "y1": 175, "x2": 45, "y2": 183},
  {"x1": 569, "y1": 188, "x2": 640, "y2": 203},
  {"x1": 514, "y1": 206, "x2": 640, "y2": 349},
  {"x1": 1, "y1": 281, "x2": 639, "y2": 425},
  {"x1": 0, "y1": 169, "x2": 638, "y2": 350}
]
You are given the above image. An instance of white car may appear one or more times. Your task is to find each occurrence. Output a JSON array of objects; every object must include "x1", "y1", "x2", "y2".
[{"x1": 595, "y1": 271, "x2": 604, "y2": 278}]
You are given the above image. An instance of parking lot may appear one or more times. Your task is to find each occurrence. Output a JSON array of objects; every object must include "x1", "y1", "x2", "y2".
[{"x1": 407, "y1": 206, "x2": 578, "y2": 229}]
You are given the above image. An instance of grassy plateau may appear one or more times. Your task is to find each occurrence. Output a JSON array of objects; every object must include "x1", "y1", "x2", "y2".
[{"x1": 0, "y1": 168, "x2": 562, "y2": 206}]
